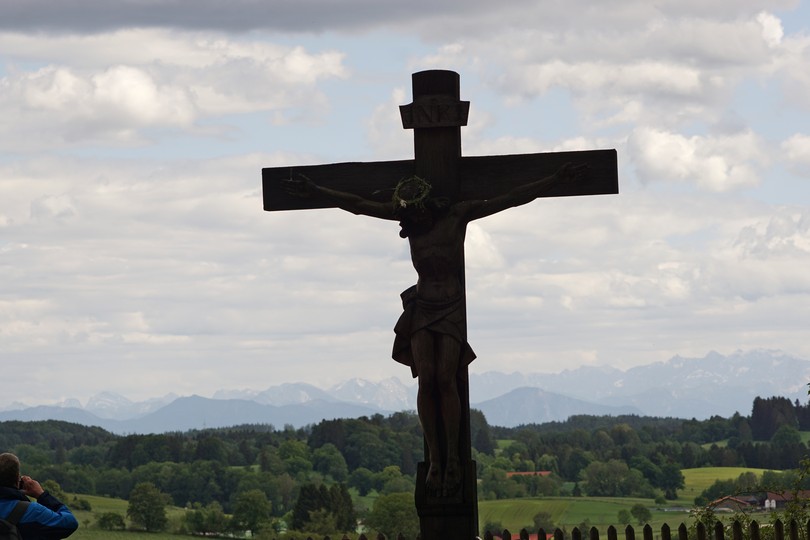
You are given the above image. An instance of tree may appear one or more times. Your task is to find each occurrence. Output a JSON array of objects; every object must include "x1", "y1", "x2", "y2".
[
  {"x1": 617, "y1": 509, "x2": 631, "y2": 525},
  {"x1": 185, "y1": 502, "x2": 229, "y2": 536},
  {"x1": 232, "y1": 489, "x2": 272, "y2": 534},
  {"x1": 658, "y1": 463, "x2": 685, "y2": 499},
  {"x1": 630, "y1": 503, "x2": 652, "y2": 525},
  {"x1": 41, "y1": 480, "x2": 66, "y2": 501},
  {"x1": 97, "y1": 512, "x2": 126, "y2": 531},
  {"x1": 127, "y1": 482, "x2": 169, "y2": 532},
  {"x1": 348, "y1": 467, "x2": 375, "y2": 496},
  {"x1": 328, "y1": 483, "x2": 357, "y2": 532},
  {"x1": 312, "y1": 443, "x2": 349, "y2": 482},
  {"x1": 291, "y1": 484, "x2": 327, "y2": 530},
  {"x1": 533, "y1": 510, "x2": 556, "y2": 531},
  {"x1": 751, "y1": 396, "x2": 798, "y2": 440},
  {"x1": 364, "y1": 492, "x2": 419, "y2": 539},
  {"x1": 471, "y1": 408, "x2": 496, "y2": 455},
  {"x1": 580, "y1": 459, "x2": 654, "y2": 497}
]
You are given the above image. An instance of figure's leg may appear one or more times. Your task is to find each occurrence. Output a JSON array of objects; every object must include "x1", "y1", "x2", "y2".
[
  {"x1": 436, "y1": 334, "x2": 462, "y2": 495},
  {"x1": 411, "y1": 328, "x2": 442, "y2": 495}
]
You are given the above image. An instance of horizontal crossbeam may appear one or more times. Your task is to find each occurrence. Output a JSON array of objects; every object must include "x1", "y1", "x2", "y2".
[{"x1": 262, "y1": 149, "x2": 617, "y2": 212}]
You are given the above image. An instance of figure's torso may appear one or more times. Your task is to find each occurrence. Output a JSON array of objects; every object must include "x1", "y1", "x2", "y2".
[{"x1": 407, "y1": 208, "x2": 467, "y2": 301}]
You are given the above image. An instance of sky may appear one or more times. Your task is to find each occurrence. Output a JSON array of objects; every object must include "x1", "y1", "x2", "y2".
[{"x1": 2, "y1": 0, "x2": 810, "y2": 407}]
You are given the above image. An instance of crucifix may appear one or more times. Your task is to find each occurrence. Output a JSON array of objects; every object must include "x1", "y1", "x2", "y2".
[{"x1": 262, "y1": 70, "x2": 617, "y2": 539}]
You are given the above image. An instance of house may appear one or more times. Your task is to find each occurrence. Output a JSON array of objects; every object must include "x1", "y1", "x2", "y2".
[
  {"x1": 505, "y1": 471, "x2": 552, "y2": 478},
  {"x1": 764, "y1": 490, "x2": 810, "y2": 510},
  {"x1": 711, "y1": 495, "x2": 758, "y2": 512}
]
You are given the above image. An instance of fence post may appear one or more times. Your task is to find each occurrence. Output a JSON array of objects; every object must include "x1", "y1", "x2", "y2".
[
  {"x1": 590, "y1": 526, "x2": 600, "y2": 540},
  {"x1": 789, "y1": 519, "x2": 799, "y2": 540},
  {"x1": 520, "y1": 528, "x2": 530, "y2": 540},
  {"x1": 731, "y1": 520, "x2": 743, "y2": 540},
  {"x1": 538, "y1": 528, "x2": 547, "y2": 540},
  {"x1": 484, "y1": 531, "x2": 493, "y2": 540},
  {"x1": 775, "y1": 519, "x2": 784, "y2": 540},
  {"x1": 714, "y1": 520, "x2": 725, "y2": 540},
  {"x1": 661, "y1": 522, "x2": 671, "y2": 540},
  {"x1": 643, "y1": 524, "x2": 653, "y2": 540},
  {"x1": 555, "y1": 528, "x2": 565, "y2": 540},
  {"x1": 503, "y1": 529, "x2": 511, "y2": 540},
  {"x1": 607, "y1": 525, "x2": 618, "y2": 540},
  {"x1": 625, "y1": 524, "x2": 636, "y2": 540},
  {"x1": 573, "y1": 527, "x2": 582, "y2": 540},
  {"x1": 749, "y1": 520, "x2": 760, "y2": 540},
  {"x1": 677, "y1": 523, "x2": 689, "y2": 540},
  {"x1": 696, "y1": 521, "x2": 707, "y2": 540}
]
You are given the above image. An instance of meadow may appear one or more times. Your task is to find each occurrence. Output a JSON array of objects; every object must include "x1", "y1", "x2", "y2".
[
  {"x1": 477, "y1": 466, "x2": 770, "y2": 533},
  {"x1": 61, "y1": 466, "x2": 769, "y2": 537}
]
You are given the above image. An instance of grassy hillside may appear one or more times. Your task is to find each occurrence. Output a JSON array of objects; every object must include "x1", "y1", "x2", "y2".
[
  {"x1": 679, "y1": 467, "x2": 769, "y2": 504},
  {"x1": 478, "y1": 496, "x2": 689, "y2": 533},
  {"x1": 63, "y1": 466, "x2": 778, "y2": 537},
  {"x1": 67, "y1": 493, "x2": 186, "y2": 539},
  {"x1": 479, "y1": 466, "x2": 774, "y2": 533}
]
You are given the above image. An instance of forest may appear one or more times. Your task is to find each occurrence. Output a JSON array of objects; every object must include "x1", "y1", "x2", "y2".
[{"x1": 0, "y1": 394, "x2": 807, "y2": 535}]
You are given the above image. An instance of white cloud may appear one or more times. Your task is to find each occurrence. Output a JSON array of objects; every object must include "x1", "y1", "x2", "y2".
[
  {"x1": 628, "y1": 127, "x2": 768, "y2": 191},
  {"x1": 781, "y1": 133, "x2": 810, "y2": 175},
  {"x1": 2, "y1": 0, "x2": 810, "y2": 405},
  {"x1": 0, "y1": 29, "x2": 346, "y2": 150},
  {"x1": 758, "y1": 11, "x2": 785, "y2": 47}
]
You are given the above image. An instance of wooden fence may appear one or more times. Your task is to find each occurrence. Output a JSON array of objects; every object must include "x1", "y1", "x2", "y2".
[
  {"x1": 308, "y1": 518, "x2": 810, "y2": 540},
  {"x1": 480, "y1": 518, "x2": 810, "y2": 540}
]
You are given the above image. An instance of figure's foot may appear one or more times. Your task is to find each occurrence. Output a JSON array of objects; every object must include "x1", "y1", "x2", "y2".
[
  {"x1": 426, "y1": 462, "x2": 443, "y2": 497},
  {"x1": 443, "y1": 458, "x2": 462, "y2": 497}
]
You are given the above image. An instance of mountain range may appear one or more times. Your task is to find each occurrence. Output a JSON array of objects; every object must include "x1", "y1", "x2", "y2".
[{"x1": 0, "y1": 349, "x2": 806, "y2": 434}]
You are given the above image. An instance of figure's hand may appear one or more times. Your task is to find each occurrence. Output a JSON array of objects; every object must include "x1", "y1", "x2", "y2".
[
  {"x1": 556, "y1": 162, "x2": 588, "y2": 183},
  {"x1": 281, "y1": 174, "x2": 317, "y2": 198}
]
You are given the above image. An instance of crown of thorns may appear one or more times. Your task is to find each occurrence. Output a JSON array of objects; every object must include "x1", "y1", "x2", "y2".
[{"x1": 393, "y1": 175, "x2": 431, "y2": 209}]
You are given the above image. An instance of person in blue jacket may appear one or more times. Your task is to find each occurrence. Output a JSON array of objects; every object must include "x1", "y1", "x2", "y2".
[{"x1": 0, "y1": 453, "x2": 78, "y2": 539}]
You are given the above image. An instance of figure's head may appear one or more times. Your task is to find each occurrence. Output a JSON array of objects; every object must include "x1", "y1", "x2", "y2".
[
  {"x1": 393, "y1": 176, "x2": 450, "y2": 237},
  {"x1": 393, "y1": 175, "x2": 432, "y2": 212},
  {"x1": 0, "y1": 453, "x2": 20, "y2": 488}
]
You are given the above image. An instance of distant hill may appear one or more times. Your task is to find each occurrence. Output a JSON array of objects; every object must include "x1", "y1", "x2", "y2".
[
  {"x1": 473, "y1": 387, "x2": 643, "y2": 427},
  {"x1": 0, "y1": 396, "x2": 384, "y2": 434},
  {"x1": 0, "y1": 349, "x2": 806, "y2": 432},
  {"x1": 469, "y1": 349, "x2": 810, "y2": 421}
]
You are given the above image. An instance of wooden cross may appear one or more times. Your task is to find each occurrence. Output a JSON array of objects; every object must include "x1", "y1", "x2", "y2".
[{"x1": 262, "y1": 70, "x2": 617, "y2": 540}]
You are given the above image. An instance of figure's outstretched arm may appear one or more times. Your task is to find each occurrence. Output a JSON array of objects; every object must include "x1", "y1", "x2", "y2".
[
  {"x1": 463, "y1": 162, "x2": 586, "y2": 221},
  {"x1": 283, "y1": 175, "x2": 396, "y2": 220}
]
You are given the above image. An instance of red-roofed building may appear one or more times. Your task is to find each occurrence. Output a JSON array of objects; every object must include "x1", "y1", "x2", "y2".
[
  {"x1": 505, "y1": 471, "x2": 552, "y2": 478},
  {"x1": 765, "y1": 491, "x2": 810, "y2": 510}
]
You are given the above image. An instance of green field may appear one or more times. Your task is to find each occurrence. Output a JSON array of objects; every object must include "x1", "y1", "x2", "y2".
[
  {"x1": 478, "y1": 496, "x2": 688, "y2": 533},
  {"x1": 61, "y1": 466, "x2": 775, "y2": 537},
  {"x1": 478, "y1": 466, "x2": 772, "y2": 533},
  {"x1": 679, "y1": 467, "x2": 769, "y2": 504},
  {"x1": 67, "y1": 493, "x2": 186, "y2": 539}
]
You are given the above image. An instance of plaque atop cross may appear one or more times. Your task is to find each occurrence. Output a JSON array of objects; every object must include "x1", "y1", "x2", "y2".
[{"x1": 262, "y1": 69, "x2": 618, "y2": 540}]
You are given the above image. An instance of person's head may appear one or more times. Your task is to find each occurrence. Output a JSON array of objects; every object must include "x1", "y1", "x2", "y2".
[{"x1": 0, "y1": 453, "x2": 20, "y2": 488}]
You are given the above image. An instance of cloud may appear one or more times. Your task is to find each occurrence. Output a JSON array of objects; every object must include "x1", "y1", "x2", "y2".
[
  {"x1": 627, "y1": 127, "x2": 768, "y2": 191},
  {"x1": 781, "y1": 133, "x2": 810, "y2": 175},
  {"x1": 0, "y1": 29, "x2": 346, "y2": 150},
  {"x1": 0, "y1": 0, "x2": 534, "y2": 33},
  {"x1": 2, "y1": 0, "x2": 810, "y2": 404}
]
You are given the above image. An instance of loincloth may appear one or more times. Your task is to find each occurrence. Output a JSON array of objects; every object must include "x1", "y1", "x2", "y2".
[{"x1": 391, "y1": 285, "x2": 476, "y2": 378}]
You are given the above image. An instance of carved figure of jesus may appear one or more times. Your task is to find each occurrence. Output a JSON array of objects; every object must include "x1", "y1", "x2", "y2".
[{"x1": 284, "y1": 162, "x2": 581, "y2": 496}]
